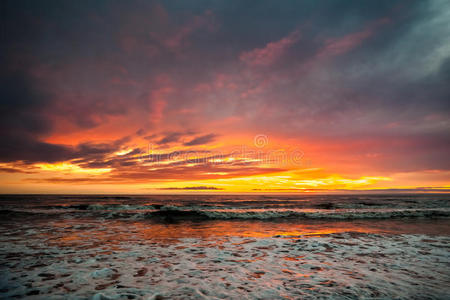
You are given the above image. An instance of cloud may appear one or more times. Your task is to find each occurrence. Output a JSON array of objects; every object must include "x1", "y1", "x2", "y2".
[
  {"x1": 316, "y1": 28, "x2": 373, "y2": 59},
  {"x1": 183, "y1": 134, "x2": 217, "y2": 146},
  {"x1": 154, "y1": 131, "x2": 197, "y2": 145},
  {"x1": 157, "y1": 186, "x2": 223, "y2": 190},
  {"x1": 162, "y1": 10, "x2": 216, "y2": 52},
  {"x1": 252, "y1": 187, "x2": 450, "y2": 193},
  {"x1": 156, "y1": 132, "x2": 184, "y2": 145},
  {"x1": 2, "y1": 0, "x2": 450, "y2": 190},
  {"x1": 0, "y1": 61, "x2": 74, "y2": 163},
  {"x1": 0, "y1": 166, "x2": 35, "y2": 174},
  {"x1": 240, "y1": 30, "x2": 300, "y2": 66},
  {"x1": 27, "y1": 164, "x2": 285, "y2": 183}
]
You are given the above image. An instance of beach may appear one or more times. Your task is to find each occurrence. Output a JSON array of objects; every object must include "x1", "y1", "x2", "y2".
[{"x1": 0, "y1": 194, "x2": 449, "y2": 299}]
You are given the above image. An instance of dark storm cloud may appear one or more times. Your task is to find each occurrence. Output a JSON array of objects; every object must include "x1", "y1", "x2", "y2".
[
  {"x1": 0, "y1": 69, "x2": 49, "y2": 135},
  {"x1": 0, "y1": 0, "x2": 132, "y2": 163},
  {"x1": 0, "y1": 53, "x2": 131, "y2": 165},
  {"x1": 0, "y1": 60, "x2": 131, "y2": 164},
  {"x1": 0, "y1": 133, "x2": 130, "y2": 164},
  {"x1": 0, "y1": 135, "x2": 73, "y2": 164},
  {"x1": 0, "y1": 54, "x2": 72, "y2": 163}
]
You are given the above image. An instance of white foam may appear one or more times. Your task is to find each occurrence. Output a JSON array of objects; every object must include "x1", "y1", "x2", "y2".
[{"x1": 1, "y1": 221, "x2": 449, "y2": 299}]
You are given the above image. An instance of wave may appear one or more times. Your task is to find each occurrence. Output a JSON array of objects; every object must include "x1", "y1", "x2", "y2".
[
  {"x1": 101, "y1": 208, "x2": 450, "y2": 222},
  {"x1": 77, "y1": 204, "x2": 155, "y2": 211},
  {"x1": 2, "y1": 205, "x2": 450, "y2": 222},
  {"x1": 0, "y1": 209, "x2": 53, "y2": 218},
  {"x1": 32, "y1": 201, "x2": 437, "y2": 211}
]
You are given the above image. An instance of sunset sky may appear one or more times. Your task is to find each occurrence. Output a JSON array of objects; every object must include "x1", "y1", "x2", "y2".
[{"x1": 1, "y1": 0, "x2": 449, "y2": 193}]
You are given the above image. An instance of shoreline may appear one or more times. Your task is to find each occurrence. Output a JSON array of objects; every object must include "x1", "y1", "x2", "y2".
[{"x1": 1, "y1": 218, "x2": 449, "y2": 299}]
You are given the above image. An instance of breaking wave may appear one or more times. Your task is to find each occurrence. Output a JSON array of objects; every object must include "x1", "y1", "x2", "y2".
[
  {"x1": 141, "y1": 207, "x2": 450, "y2": 221},
  {"x1": 1, "y1": 194, "x2": 449, "y2": 221},
  {"x1": 6, "y1": 206, "x2": 448, "y2": 221}
]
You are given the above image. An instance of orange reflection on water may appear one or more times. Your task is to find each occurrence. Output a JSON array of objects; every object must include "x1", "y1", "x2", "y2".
[{"x1": 23, "y1": 218, "x2": 450, "y2": 250}]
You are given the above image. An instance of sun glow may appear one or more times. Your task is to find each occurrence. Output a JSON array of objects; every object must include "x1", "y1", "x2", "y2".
[
  {"x1": 114, "y1": 149, "x2": 134, "y2": 156},
  {"x1": 36, "y1": 163, "x2": 112, "y2": 174}
]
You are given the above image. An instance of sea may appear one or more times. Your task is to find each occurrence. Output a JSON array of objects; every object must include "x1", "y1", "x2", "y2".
[{"x1": 0, "y1": 194, "x2": 449, "y2": 299}]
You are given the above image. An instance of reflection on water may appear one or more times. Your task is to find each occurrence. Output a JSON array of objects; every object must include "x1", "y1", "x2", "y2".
[{"x1": 2, "y1": 217, "x2": 450, "y2": 247}]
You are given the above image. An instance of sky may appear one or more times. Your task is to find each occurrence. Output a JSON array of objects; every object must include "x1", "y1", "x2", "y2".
[{"x1": 1, "y1": 0, "x2": 449, "y2": 193}]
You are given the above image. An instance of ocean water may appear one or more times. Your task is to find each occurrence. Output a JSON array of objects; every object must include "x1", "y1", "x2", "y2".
[{"x1": 0, "y1": 194, "x2": 449, "y2": 299}]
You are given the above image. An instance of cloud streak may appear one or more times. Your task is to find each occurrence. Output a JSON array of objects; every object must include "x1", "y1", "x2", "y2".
[
  {"x1": 240, "y1": 30, "x2": 301, "y2": 66},
  {"x1": 157, "y1": 186, "x2": 223, "y2": 190},
  {"x1": 183, "y1": 134, "x2": 218, "y2": 146}
]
